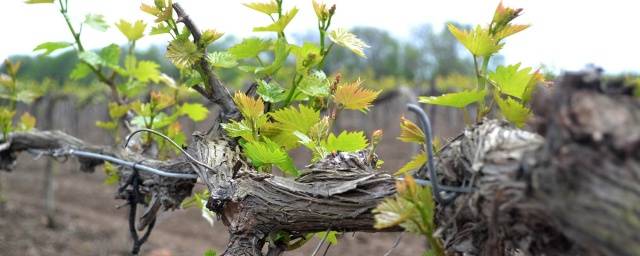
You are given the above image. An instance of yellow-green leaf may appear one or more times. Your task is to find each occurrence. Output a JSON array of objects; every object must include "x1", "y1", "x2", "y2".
[
  {"x1": 33, "y1": 42, "x2": 72, "y2": 56},
  {"x1": 200, "y1": 29, "x2": 224, "y2": 47},
  {"x1": 25, "y1": 0, "x2": 54, "y2": 4},
  {"x1": 18, "y1": 112, "x2": 36, "y2": 131},
  {"x1": 166, "y1": 38, "x2": 203, "y2": 68},
  {"x1": 207, "y1": 51, "x2": 238, "y2": 68},
  {"x1": 84, "y1": 14, "x2": 109, "y2": 32},
  {"x1": 180, "y1": 103, "x2": 209, "y2": 121},
  {"x1": 253, "y1": 7, "x2": 299, "y2": 33},
  {"x1": 254, "y1": 39, "x2": 288, "y2": 76},
  {"x1": 328, "y1": 28, "x2": 370, "y2": 58},
  {"x1": 395, "y1": 153, "x2": 426, "y2": 176},
  {"x1": 222, "y1": 120, "x2": 254, "y2": 142},
  {"x1": 495, "y1": 94, "x2": 530, "y2": 128},
  {"x1": 131, "y1": 61, "x2": 160, "y2": 83},
  {"x1": 448, "y1": 24, "x2": 502, "y2": 57},
  {"x1": 495, "y1": 24, "x2": 529, "y2": 40},
  {"x1": 243, "y1": 139, "x2": 298, "y2": 176},
  {"x1": 488, "y1": 63, "x2": 538, "y2": 101},
  {"x1": 115, "y1": 20, "x2": 146, "y2": 41},
  {"x1": 419, "y1": 89, "x2": 486, "y2": 108},
  {"x1": 96, "y1": 120, "x2": 118, "y2": 130},
  {"x1": 108, "y1": 102, "x2": 129, "y2": 119},
  {"x1": 323, "y1": 131, "x2": 368, "y2": 153},
  {"x1": 312, "y1": 0, "x2": 330, "y2": 21},
  {"x1": 229, "y1": 38, "x2": 271, "y2": 59},
  {"x1": 373, "y1": 196, "x2": 419, "y2": 231},
  {"x1": 333, "y1": 79, "x2": 381, "y2": 112},
  {"x1": 233, "y1": 92, "x2": 264, "y2": 120},
  {"x1": 243, "y1": 0, "x2": 279, "y2": 15},
  {"x1": 103, "y1": 162, "x2": 120, "y2": 185},
  {"x1": 398, "y1": 116, "x2": 425, "y2": 144},
  {"x1": 268, "y1": 104, "x2": 320, "y2": 149}
]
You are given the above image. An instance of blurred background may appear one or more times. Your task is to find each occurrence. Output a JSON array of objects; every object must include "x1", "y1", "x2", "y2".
[{"x1": 1, "y1": 0, "x2": 639, "y2": 255}]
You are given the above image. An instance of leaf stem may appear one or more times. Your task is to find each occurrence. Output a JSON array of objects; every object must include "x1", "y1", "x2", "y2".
[{"x1": 283, "y1": 74, "x2": 302, "y2": 106}]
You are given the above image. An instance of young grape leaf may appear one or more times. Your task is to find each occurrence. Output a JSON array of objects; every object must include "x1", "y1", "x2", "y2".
[
  {"x1": 323, "y1": 131, "x2": 368, "y2": 153},
  {"x1": 70, "y1": 63, "x2": 92, "y2": 80},
  {"x1": 167, "y1": 122, "x2": 187, "y2": 153},
  {"x1": 233, "y1": 92, "x2": 265, "y2": 120},
  {"x1": 395, "y1": 153, "x2": 426, "y2": 176},
  {"x1": 228, "y1": 38, "x2": 271, "y2": 59},
  {"x1": 243, "y1": 139, "x2": 299, "y2": 176},
  {"x1": 291, "y1": 42, "x2": 321, "y2": 73},
  {"x1": 488, "y1": 63, "x2": 537, "y2": 100},
  {"x1": 419, "y1": 89, "x2": 486, "y2": 108},
  {"x1": 312, "y1": 0, "x2": 330, "y2": 21},
  {"x1": 16, "y1": 91, "x2": 39, "y2": 104},
  {"x1": 200, "y1": 29, "x2": 224, "y2": 47},
  {"x1": 180, "y1": 102, "x2": 209, "y2": 121},
  {"x1": 373, "y1": 176, "x2": 435, "y2": 234},
  {"x1": 17, "y1": 112, "x2": 36, "y2": 131},
  {"x1": 315, "y1": 231, "x2": 338, "y2": 245},
  {"x1": 243, "y1": 0, "x2": 279, "y2": 15},
  {"x1": 103, "y1": 162, "x2": 120, "y2": 185},
  {"x1": 256, "y1": 80, "x2": 286, "y2": 103},
  {"x1": 270, "y1": 104, "x2": 320, "y2": 135},
  {"x1": 492, "y1": 2, "x2": 524, "y2": 33},
  {"x1": 298, "y1": 70, "x2": 330, "y2": 97},
  {"x1": 293, "y1": 131, "x2": 328, "y2": 160},
  {"x1": 150, "y1": 91, "x2": 175, "y2": 111},
  {"x1": 494, "y1": 94, "x2": 530, "y2": 128},
  {"x1": 269, "y1": 105, "x2": 320, "y2": 149},
  {"x1": 140, "y1": 3, "x2": 161, "y2": 16},
  {"x1": 253, "y1": 7, "x2": 299, "y2": 33},
  {"x1": 328, "y1": 29, "x2": 370, "y2": 58},
  {"x1": 131, "y1": 61, "x2": 160, "y2": 83},
  {"x1": 398, "y1": 116, "x2": 425, "y2": 144},
  {"x1": 255, "y1": 39, "x2": 289, "y2": 76},
  {"x1": 115, "y1": 20, "x2": 146, "y2": 42},
  {"x1": 448, "y1": 24, "x2": 503, "y2": 57},
  {"x1": 96, "y1": 120, "x2": 118, "y2": 130},
  {"x1": 166, "y1": 38, "x2": 203, "y2": 68},
  {"x1": 107, "y1": 102, "x2": 129, "y2": 119},
  {"x1": 207, "y1": 51, "x2": 238, "y2": 68},
  {"x1": 78, "y1": 51, "x2": 105, "y2": 67},
  {"x1": 373, "y1": 196, "x2": 418, "y2": 231},
  {"x1": 494, "y1": 24, "x2": 529, "y2": 40},
  {"x1": 25, "y1": 0, "x2": 54, "y2": 4},
  {"x1": 150, "y1": 23, "x2": 172, "y2": 35},
  {"x1": 99, "y1": 44, "x2": 121, "y2": 69},
  {"x1": 222, "y1": 120, "x2": 254, "y2": 142},
  {"x1": 84, "y1": 14, "x2": 109, "y2": 32},
  {"x1": 33, "y1": 42, "x2": 72, "y2": 56},
  {"x1": 333, "y1": 79, "x2": 381, "y2": 112}
]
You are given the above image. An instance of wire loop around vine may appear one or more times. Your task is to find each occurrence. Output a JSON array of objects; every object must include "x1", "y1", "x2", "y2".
[{"x1": 406, "y1": 104, "x2": 473, "y2": 205}]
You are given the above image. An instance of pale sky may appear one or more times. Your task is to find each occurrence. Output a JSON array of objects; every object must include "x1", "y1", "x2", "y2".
[{"x1": 2, "y1": 0, "x2": 639, "y2": 73}]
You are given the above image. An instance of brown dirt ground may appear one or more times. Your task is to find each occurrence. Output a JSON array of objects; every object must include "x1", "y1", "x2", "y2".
[{"x1": 0, "y1": 155, "x2": 426, "y2": 256}]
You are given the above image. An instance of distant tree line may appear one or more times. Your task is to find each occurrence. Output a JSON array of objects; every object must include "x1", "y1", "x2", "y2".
[{"x1": 3, "y1": 24, "x2": 482, "y2": 91}]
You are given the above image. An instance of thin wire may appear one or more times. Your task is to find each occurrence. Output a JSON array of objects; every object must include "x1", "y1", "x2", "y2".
[
  {"x1": 311, "y1": 231, "x2": 330, "y2": 256},
  {"x1": 396, "y1": 177, "x2": 473, "y2": 193},
  {"x1": 124, "y1": 128, "x2": 216, "y2": 172},
  {"x1": 69, "y1": 149, "x2": 198, "y2": 179},
  {"x1": 383, "y1": 233, "x2": 403, "y2": 256},
  {"x1": 320, "y1": 243, "x2": 332, "y2": 256},
  {"x1": 407, "y1": 104, "x2": 468, "y2": 204}
]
